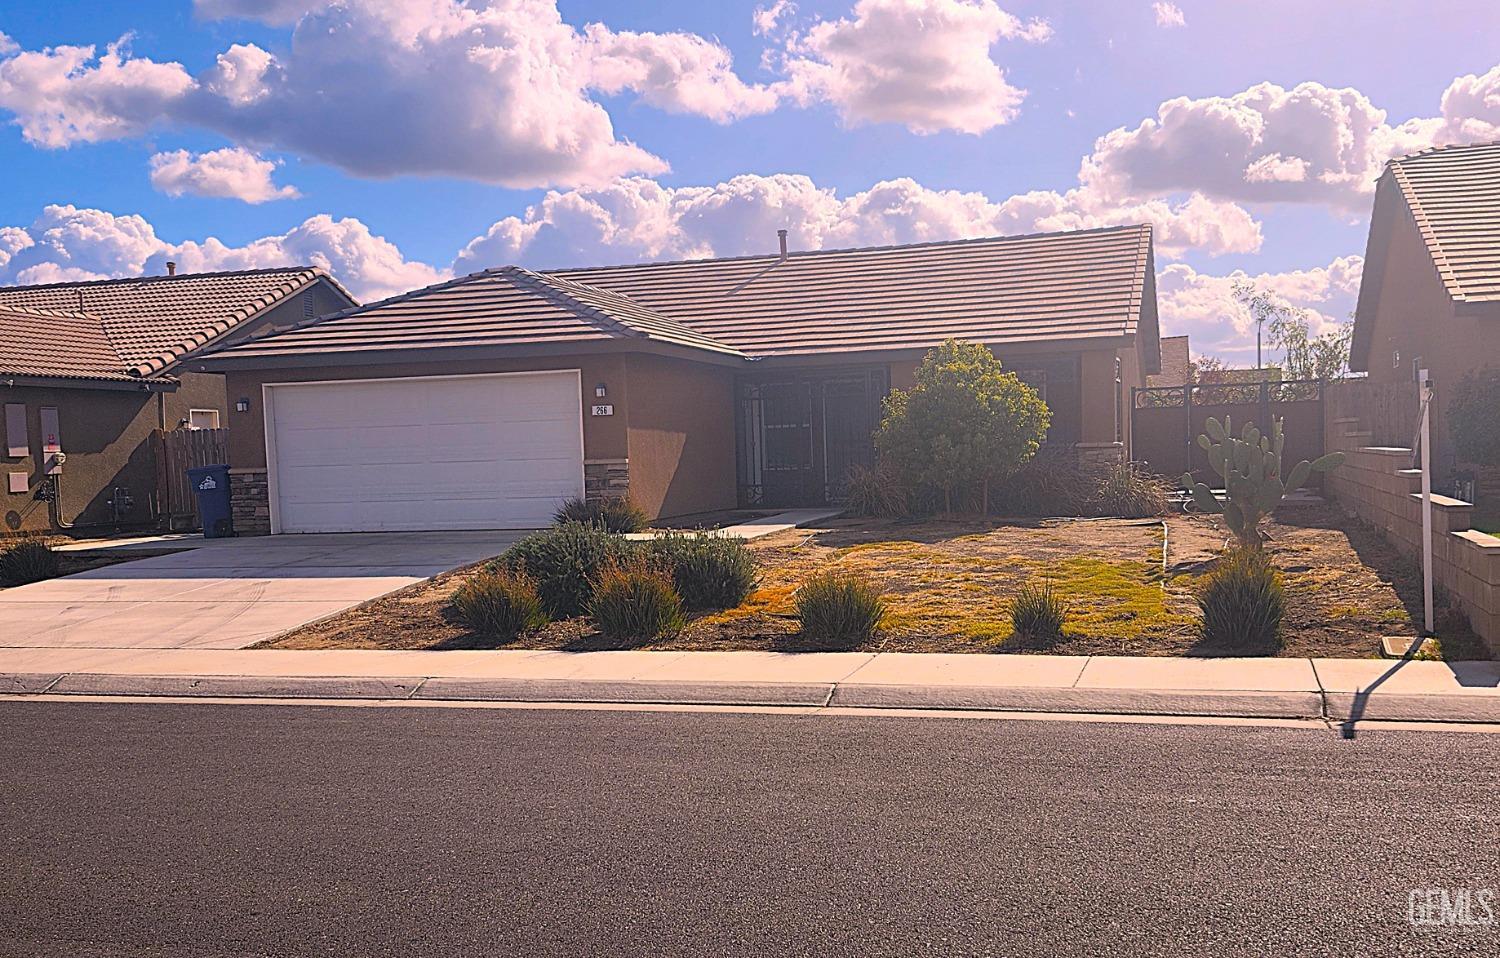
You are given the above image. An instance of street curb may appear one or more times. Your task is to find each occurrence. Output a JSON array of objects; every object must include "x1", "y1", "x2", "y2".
[
  {"x1": 4, "y1": 673, "x2": 1498, "y2": 724},
  {"x1": 414, "y1": 677, "x2": 835, "y2": 707},
  {"x1": 830, "y1": 684, "x2": 1325, "y2": 719},
  {"x1": 39, "y1": 674, "x2": 425, "y2": 700}
]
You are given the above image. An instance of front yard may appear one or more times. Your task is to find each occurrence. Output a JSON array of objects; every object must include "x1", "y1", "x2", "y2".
[{"x1": 262, "y1": 503, "x2": 1484, "y2": 658}]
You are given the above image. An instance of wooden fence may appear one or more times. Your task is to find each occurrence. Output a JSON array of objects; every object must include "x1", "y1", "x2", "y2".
[
  {"x1": 1323, "y1": 379, "x2": 1419, "y2": 448},
  {"x1": 154, "y1": 427, "x2": 228, "y2": 530}
]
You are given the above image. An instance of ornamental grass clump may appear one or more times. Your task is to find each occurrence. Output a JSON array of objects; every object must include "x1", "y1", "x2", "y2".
[
  {"x1": 553, "y1": 496, "x2": 648, "y2": 533},
  {"x1": 1196, "y1": 548, "x2": 1284, "y2": 650},
  {"x1": 500, "y1": 522, "x2": 636, "y2": 618},
  {"x1": 794, "y1": 571, "x2": 885, "y2": 649},
  {"x1": 1087, "y1": 462, "x2": 1169, "y2": 518},
  {"x1": 648, "y1": 530, "x2": 758, "y2": 611},
  {"x1": 449, "y1": 568, "x2": 548, "y2": 645},
  {"x1": 1009, "y1": 580, "x2": 1068, "y2": 645},
  {"x1": 589, "y1": 558, "x2": 686, "y2": 644},
  {"x1": 0, "y1": 538, "x2": 61, "y2": 587}
]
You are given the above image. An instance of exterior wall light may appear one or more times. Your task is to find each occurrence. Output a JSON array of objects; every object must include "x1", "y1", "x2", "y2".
[
  {"x1": 595, "y1": 383, "x2": 608, "y2": 398},
  {"x1": 235, "y1": 398, "x2": 251, "y2": 413}
]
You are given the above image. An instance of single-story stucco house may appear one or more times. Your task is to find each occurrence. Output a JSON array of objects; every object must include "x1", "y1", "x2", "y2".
[
  {"x1": 1350, "y1": 140, "x2": 1500, "y2": 476},
  {"x1": 0, "y1": 267, "x2": 355, "y2": 532},
  {"x1": 194, "y1": 225, "x2": 1161, "y2": 534}
]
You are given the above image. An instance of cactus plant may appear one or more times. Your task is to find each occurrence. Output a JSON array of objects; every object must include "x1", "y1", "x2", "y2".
[{"x1": 1182, "y1": 415, "x2": 1344, "y2": 550}]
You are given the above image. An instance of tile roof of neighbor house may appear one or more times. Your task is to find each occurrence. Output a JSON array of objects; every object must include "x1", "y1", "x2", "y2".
[
  {"x1": 1146, "y1": 334, "x2": 1191, "y2": 387},
  {"x1": 210, "y1": 266, "x2": 747, "y2": 362},
  {"x1": 204, "y1": 225, "x2": 1157, "y2": 366},
  {"x1": 0, "y1": 267, "x2": 353, "y2": 377},
  {"x1": 0, "y1": 305, "x2": 144, "y2": 383},
  {"x1": 1384, "y1": 141, "x2": 1500, "y2": 303}
]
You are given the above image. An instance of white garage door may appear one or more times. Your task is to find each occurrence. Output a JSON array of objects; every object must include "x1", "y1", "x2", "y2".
[{"x1": 267, "y1": 371, "x2": 584, "y2": 533}]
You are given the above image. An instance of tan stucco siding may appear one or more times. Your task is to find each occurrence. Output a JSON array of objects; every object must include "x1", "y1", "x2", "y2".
[{"x1": 624, "y1": 353, "x2": 737, "y2": 519}]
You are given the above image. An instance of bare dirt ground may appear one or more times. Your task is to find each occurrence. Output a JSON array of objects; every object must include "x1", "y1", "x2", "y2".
[{"x1": 262, "y1": 503, "x2": 1487, "y2": 659}]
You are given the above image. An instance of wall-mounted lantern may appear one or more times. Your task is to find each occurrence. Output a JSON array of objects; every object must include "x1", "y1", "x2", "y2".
[
  {"x1": 594, "y1": 383, "x2": 608, "y2": 398},
  {"x1": 235, "y1": 397, "x2": 251, "y2": 413}
]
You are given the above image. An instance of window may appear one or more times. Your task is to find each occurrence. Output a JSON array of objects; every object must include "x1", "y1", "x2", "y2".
[{"x1": 187, "y1": 409, "x2": 220, "y2": 430}]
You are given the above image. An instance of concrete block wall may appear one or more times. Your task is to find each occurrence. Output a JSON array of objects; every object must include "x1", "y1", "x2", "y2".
[{"x1": 1326, "y1": 418, "x2": 1500, "y2": 653}]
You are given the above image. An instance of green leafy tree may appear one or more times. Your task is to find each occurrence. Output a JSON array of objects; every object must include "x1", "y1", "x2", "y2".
[
  {"x1": 876, "y1": 339, "x2": 1050, "y2": 513},
  {"x1": 1232, "y1": 280, "x2": 1352, "y2": 381}
]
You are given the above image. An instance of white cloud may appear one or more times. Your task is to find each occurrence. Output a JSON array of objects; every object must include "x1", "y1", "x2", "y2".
[
  {"x1": 1156, "y1": 256, "x2": 1364, "y2": 364},
  {"x1": 0, "y1": 1, "x2": 787, "y2": 188},
  {"x1": 753, "y1": 1, "x2": 796, "y2": 36},
  {"x1": 779, "y1": 0, "x2": 1051, "y2": 135},
  {"x1": 1079, "y1": 80, "x2": 1449, "y2": 211},
  {"x1": 0, "y1": 204, "x2": 443, "y2": 301},
  {"x1": 149, "y1": 147, "x2": 300, "y2": 203},
  {"x1": 454, "y1": 171, "x2": 1260, "y2": 272},
  {"x1": 1152, "y1": 2, "x2": 1185, "y2": 28},
  {"x1": 1438, "y1": 64, "x2": 1500, "y2": 142},
  {"x1": 583, "y1": 25, "x2": 779, "y2": 123},
  {"x1": 0, "y1": 36, "x2": 194, "y2": 147}
]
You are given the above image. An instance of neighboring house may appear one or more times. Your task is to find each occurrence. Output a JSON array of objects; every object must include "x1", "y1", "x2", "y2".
[
  {"x1": 1350, "y1": 140, "x2": 1500, "y2": 475},
  {"x1": 196, "y1": 226, "x2": 1161, "y2": 534},
  {"x1": 0, "y1": 268, "x2": 356, "y2": 533},
  {"x1": 1146, "y1": 335, "x2": 1192, "y2": 387}
]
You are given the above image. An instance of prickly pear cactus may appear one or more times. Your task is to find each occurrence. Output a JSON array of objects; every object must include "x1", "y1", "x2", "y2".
[{"x1": 1181, "y1": 415, "x2": 1344, "y2": 550}]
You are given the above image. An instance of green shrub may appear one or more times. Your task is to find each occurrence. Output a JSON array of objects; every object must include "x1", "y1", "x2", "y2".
[
  {"x1": 794, "y1": 571, "x2": 885, "y2": 649},
  {"x1": 553, "y1": 496, "x2": 648, "y2": 533},
  {"x1": 1088, "y1": 462, "x2": 1169, "y2": 518},
  {"x1": 1197, "y1": 549, "x2": 1284, "y2": 649},
  {"x1": 648, "y1": 530, "x2": 758, "y2": 611},
  {"x1": 500, "y1": 522, "x2": 636, "y2": 617},
  {"x1": 1010, "y1": 580, "x2": 1067, "y2": 644},
  {"x1": 449, "y1": 568, "x2": 548, "y2": 644},
  {"x1": 842, "y1": 462, "x2": 909, "y2": 518},
  {"x1": 1450, "y1": 368, "x2": 1500, "y2": 467},
  {"x1": 0, "y1": 538, "x2": 61, "y2": 586},
  {"x1": 589, "y1": 558, "x2": 685, "y2": 643},
  {"x1": 989, "y1": 447, "x2": 1092, "y2": 517}
]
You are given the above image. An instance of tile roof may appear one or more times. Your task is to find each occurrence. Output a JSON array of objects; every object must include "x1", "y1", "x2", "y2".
[
  {"x1": 554, "y1": 225, "x2": 1155, "y2": 357},
  {"x1": 1385, "y1": 141, "x2": 1500, "y2": 303},
  {"x1": 0, "y1": 305, "x2": 141, "y2": 383},
  {"x1": 210, "y1": 266, "x2": 746, "y2": 361},
  {"x1": 204, "y1": 226, "x2": 1156, "y2": 365},
  {"x1": 0, "y1": 267, "x2": 351, "y2": 377}
]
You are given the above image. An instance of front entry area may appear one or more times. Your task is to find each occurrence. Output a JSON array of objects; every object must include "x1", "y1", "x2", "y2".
[
  {"x1": 736, "y1": 367, "x2": 889, "y2": 507},
  {"x1": 265, "y1": 371, "x2": 585, "y2": 533}
]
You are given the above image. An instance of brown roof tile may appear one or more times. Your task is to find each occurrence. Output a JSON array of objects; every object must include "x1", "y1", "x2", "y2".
[
  {"x1": 211, "y1": 266, "x2": 746, "y2": 361},
  {"x1": 1385, "y1": 141, "x2": 1500, "y2": 303},
  {"x1": 553, "y1": 225, "x2": 1155, "y2": 357},
  {"x1": 0, "y1": 267, "x2": 353, "y2": 376},
  {"x1": 207, "y1": 227, "x2": 1157, "y2": 366},
  {"x1": 0, "y1": 305, "x2": 140, "y2": 383}
]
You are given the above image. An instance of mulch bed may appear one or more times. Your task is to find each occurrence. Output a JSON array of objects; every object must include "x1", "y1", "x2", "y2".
[{"x1": 260, "y1": 503, "x2": 1488, "y2": 659}]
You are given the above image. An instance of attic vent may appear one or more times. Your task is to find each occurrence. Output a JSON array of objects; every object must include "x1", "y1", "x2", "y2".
[{"x1": 302, "y1": 292, "x2": 315, "y2": 320}]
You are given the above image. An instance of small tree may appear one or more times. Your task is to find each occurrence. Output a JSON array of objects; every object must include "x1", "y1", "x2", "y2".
[
  {"x1": 876, "y1": 340, "x2": 1050, "y2": 513},
  {"x1": 1450, "y1": 367, "x2": 1500, "y2": 467},
  {"x1": 1232, "y1": 280, "x2": 1352, "y2": 381}
]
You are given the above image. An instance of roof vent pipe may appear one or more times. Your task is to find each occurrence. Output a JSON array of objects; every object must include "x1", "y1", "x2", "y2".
[
  {"x1": 165, "y1": 261, "x2": 177, "y2": 276},
  {"x1": 776, "y1": 229, "x2": 788, "y2": 260}
]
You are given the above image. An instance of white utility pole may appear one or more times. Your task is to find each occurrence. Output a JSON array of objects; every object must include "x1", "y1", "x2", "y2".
[{"x1": 1419, "y1": 369, "x2": 1434, "y2": 636}]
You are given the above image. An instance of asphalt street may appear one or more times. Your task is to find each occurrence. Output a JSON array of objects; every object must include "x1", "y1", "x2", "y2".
[{"x1": 2, "y1": 702, "x2": 1496, "y2": 957}]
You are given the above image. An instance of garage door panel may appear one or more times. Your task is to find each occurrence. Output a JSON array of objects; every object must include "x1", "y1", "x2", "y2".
[{"x1": 270, "y1": 373, "x2": 584, "y2": 533}]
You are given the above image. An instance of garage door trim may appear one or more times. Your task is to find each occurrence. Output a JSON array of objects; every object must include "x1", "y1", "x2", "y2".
[{"x1": 261, "y1": 369, "x2": 585, "y2": 534}]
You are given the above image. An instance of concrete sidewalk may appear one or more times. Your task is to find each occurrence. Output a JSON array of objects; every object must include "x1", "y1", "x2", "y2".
[{"x1": 3, "y1": 647, "x2": 1498, "y2": 723}]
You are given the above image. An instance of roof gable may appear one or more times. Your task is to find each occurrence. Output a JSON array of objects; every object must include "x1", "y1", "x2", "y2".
[
  {"x1": 1385, "y1": 141, "x2": 1500, "y2": 303},
  {"x1": 204, "y1": 266, "x2": 745, "y2": 363},
  {"x1": 0, "y1": 267, "x2": 356, "y2": 377}
]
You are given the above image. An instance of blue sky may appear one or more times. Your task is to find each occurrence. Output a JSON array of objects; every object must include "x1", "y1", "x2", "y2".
[{"x1": 1, "y1": 0, "x2": 1498, "y2": 363}]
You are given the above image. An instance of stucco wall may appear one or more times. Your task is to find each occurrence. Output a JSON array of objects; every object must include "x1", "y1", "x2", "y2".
[
  {"x1": 624, "y1": 353, "x2": 737, "y2": 518},
  {"x1": 1355, "y1": 190, "x2": 1489, "y2": 476},
  {"x1": 0, "y1": 372, "x2": 227, "y2": 533}
]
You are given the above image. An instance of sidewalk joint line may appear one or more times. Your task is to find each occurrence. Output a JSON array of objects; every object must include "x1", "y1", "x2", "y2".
[
  {"x1": 406, "y1": 678, "x2": 428, "y2": 700},
  {"x1": 37, "y1": 673, "x2": 67, "y2": 694}
]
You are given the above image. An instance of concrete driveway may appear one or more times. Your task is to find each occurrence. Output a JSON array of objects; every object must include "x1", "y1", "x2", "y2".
[{"x1": 0, "y1": 532, "x2": 523, "y2": 650}]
